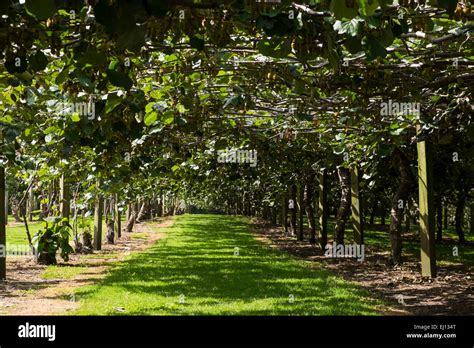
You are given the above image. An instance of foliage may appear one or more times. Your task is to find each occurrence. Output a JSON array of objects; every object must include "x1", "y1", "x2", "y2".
[{"x1": 32, "y1": 217, "x2": 74, "y2": 263}]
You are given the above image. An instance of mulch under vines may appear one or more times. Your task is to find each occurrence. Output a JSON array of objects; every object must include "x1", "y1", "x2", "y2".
[
  {"x1": 252, "y1": 220, "x2": 473, "y2": 316},
  {"x1": 0, "y1": 218, "x2": 173, "y2": 315}
]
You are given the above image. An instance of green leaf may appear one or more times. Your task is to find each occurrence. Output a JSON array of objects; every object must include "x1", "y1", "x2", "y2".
[
  {"x1": 365, "y1": 36, "x2": 387, "y2": 60},
  {"x1": 55, "y1": 67, "x2": 69, "y2": 85},
  {"x1": 145, "y1": 102, "x2": 155, "y2": 113},
  {"x1": 29, "y1": 51, "x2": 48, "y2": 72},
  {"x1": 177, "y1": 104, "x2": 188, "y2": 113},
  {"x1": 357, "y1": 0, "x2": 379, "y2": 16},
  {"x1": 331, "y1": 0, "x2": 358, "y2": 20},
  {"x1": 77, "y1": 49, "x2": 107, "y2": 67},
  {"x1": 144, "y1": 112, "x2": 158, "y2": 126},
  {"x1": 70, "y1": 112, "x2": 81, "y2": 122},
  {"x1": 189, "y1": 35, "x2": 205, "y2": 51},
  {"x1": 162, "y1": 111, "x2": 174, "y2": 125},
  {"x1": 334, "y1": 18, "x2": 364, "y2": 36},
  {"x1": 25, "y1": 0, "x2": 56, "y2": 20},
  {"x1": 117, "y1": 25, "x2": 146, "y2": 52},
  {"x1": 105, "y1": 93, "x2": 123, "y2": 113},
  {"x1": 4, "y1": 56, "x2": 27, "y2": 74},
  {"x1": 106, "y1": 70, "x2": 133, "y2": 90}
]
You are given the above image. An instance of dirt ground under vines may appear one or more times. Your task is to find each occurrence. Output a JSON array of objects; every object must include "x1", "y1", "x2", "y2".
[
  {"x1": 0, "y1": 218, "x2": 173, "y2": 315},
  {"x1": 253, "y1": 221, "x2": 474, "y2": 316},
  {"x1": 1, "y1": 216, "x2": 471, "y2": 316}
]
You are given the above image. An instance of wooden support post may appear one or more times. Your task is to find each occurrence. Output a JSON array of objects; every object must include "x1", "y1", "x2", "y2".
[
  {"x1": 0, "y1": 167, "x2": 5, "y2": 280},
  {"x1": 470, "y1": 202, "x2": 474, "y2": 235},
  {"x1": 27, "y1": 184, "x2": 34, "y2": 221},
  {"x1": 297, "y1": 183, "x2": 304, "y2": 241},
  {"x1": 4, "y1": 184, "x2": 7, "y2": 225},
  {"x1": 417, "y1": 126, "x2": 436, "y2": 277},
  {"x1": 289, "y1": 184, "x2": 297, "y2": 236},
  {"x1": 318, "y1": 171, "x2": 328, "y2": 249},
  {"x1": 114, "y1": 194, "x2": 121, "y2": 239},
  {"x1": 282, "y1": 193, "x2": 288, "y2": 233},
  {"x1": 93, "y1": 181, "x2": 103, "y2": 251},
  {"x1": 351, "y1": 167, "x2": 363, "y2": 245},
  {"x1": 60, "y1": 174, "x2": 70, "y2": 219},
  {"x1": 443, "y1": 204, "x2": 448, "y2": 230}
]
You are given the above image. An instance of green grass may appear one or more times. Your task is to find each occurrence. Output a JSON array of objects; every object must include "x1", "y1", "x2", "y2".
[
  {"x1": 5, "y1": 215, "x2": 127, "y2": 249},
  {"x1": 333, "y1": 217, "x2": 474, "y2": 268},
  {"x1": 72, "y1": 214, "x2": 381, "y2": 315},
  {"x1": 41, "y1": 265, "x2": 89, "y2": 280},
  {"x1": 5, "y1": 220, "x2": 42, "y2": 247}
]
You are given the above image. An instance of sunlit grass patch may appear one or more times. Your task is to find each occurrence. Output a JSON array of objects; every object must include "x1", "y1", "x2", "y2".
[{"x1": 72, "y1": 214, "x2": 381, "y2": 316}]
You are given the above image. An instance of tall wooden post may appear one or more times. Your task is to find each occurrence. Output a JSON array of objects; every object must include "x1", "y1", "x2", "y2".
[
  {"x1": 282, "y1": 193, "x2": 288, "y2": 233},
  {"x1": 27, "y1": 184, "x2": 34, "y2": 221},
  {"x1": 318, "y1": 171, "x2": 328, "y2": 249},
  {"x1": 289, "y1": 184, "x2": 297, "y2": 236},
  {"x1": 0, "y1": 167, "x2": 6, "y2": 280},
  {"x1": 93, "y1": 180, "x2": 103, "y2": 251},
  {"x1": 470, "y1": 202, "x2": 474, "y2": 235},
  {"x1": 351, "y1": 167, "x2": 363, "y2": 244},
  {"x1": 417, "y1": 126, "x2": 436, "y2": 277},
  {"x1": 114, "y1": 194, "x2": 121, "y2": 239},
  {"x1": 60, "y1": 174, "x2": 70, "y2": 219},
  {"x1": 4, "y1": 183, "x2": 8, "y2": 225},
  {"x1": 297, "y1": 183, "x2": 304, "y2": 241}
]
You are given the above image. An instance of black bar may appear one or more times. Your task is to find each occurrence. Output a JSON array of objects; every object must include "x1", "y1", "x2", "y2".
[{"x1": 0, "y1": 316, "x2": 471, "y2": 346}]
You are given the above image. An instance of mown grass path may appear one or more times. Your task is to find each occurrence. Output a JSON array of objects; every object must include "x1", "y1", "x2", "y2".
[{"x1": 73, "y1": 214, "x2": 381, "y2": 315}]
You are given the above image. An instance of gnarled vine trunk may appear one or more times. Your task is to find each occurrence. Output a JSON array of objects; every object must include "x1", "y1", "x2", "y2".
[
  {"x1": 106, "y1": 219, "x2": 114, "y2": 244},
  {"x1": 335, "y1": 167, "x2": 351, "y2": 245},
  {"x1": 304, "y1": 175, "x2": 316, "y2": 244},
  {"x1": 136, "y1": 201, "x2": 148, "y2": 223},
  {"x1": 455, "y1": 189, "x2": 467, "y2": 245},
  {"x1": 289, "y1": 184, "x2": 297, "y2": 236},
  {"x1": 125, "y1": 204, "x2": 137, "y2": 232},
  {"x1": 389, "y1": 147, "x2": 412, "y2": 265}
]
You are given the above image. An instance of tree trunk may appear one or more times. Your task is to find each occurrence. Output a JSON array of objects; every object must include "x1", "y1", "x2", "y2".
[
  {"x1": 470, "y1": 202, "x2": 474, "y2": 236},
  {"x1": 369, "y1": 202, "x2": 377, "y2": 225},
  {"x1": 0, "y1": 167, "x2": 5, "y2": 280},
  {"x1": 455, "y1": 190, "x2": 467, "y2": 245},
  {"x1": 12, "y1": 202, "x2": 22, "y2": 222},
  {"x1": 136, "y1": 201, "x2": 147, "y2": 223},
  {"x1": 389, "y1": 148, "x2": 412, "y2": 265},
  {"x1": 125, "y1": 204, "x2": 137, "y2": 232},
  {"x1": 289, "y1": 184, "x2": 297, "y2": 236},
  {"x1": 318, "y1": 171, "x2": 328, "y2": 249},
  {"x1": 305, "y1": 177, "x2": 316, "y2": 244},
  {"x1": 271, "y1": 205, "x2": 277, "y2": 225},
  {"x1": 297, "y1": 183, "x2": 304, "y2": 241},
  {"x1": 443, "y1": 204, "x2": 448, "y2": 230},
  {"x1": 282, "y1": 193, "x2": 288, "y2": 234},
  {"x1": 404, "y1": 208, "x2": 411, "y2": 233},
  {"x1": 436, "y1": 196, "x2": 442, "y2": 242},
  {"x1": 114, "y1": 194, "x2": 121, "y2": 239},
  {"x1": 106, "y1": 219, "x2": 114, "y2": 244},
  {"x1": 335, "y1": 167, "x2": 351, "y2": 245},
  {"x1": 381, "y1": 206, "x2": 386, "y2": 226},
  {"x1": 93, "y1": 189, "x2": 103, "y2": 251}
]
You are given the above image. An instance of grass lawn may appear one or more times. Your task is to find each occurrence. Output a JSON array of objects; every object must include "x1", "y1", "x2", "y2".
[
  {"x1": 329, "y1": 217, "x2": 474, "y2": 267},
  {"x1": 5, "y1": 216, "x2": 127, "y2": 249},
  {"x1": 72, "y1": 214, "x2": 382, "y2": 315}
]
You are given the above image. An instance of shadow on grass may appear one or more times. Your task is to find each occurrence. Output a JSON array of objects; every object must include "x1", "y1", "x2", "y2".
[{"x1": 73, "y1": 214, "x2": 380, "y2": 316}]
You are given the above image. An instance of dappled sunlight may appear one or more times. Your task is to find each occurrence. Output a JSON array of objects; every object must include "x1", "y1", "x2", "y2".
[{"x1": 73, "y1": 214, "x2": 379, "y2": 315}]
